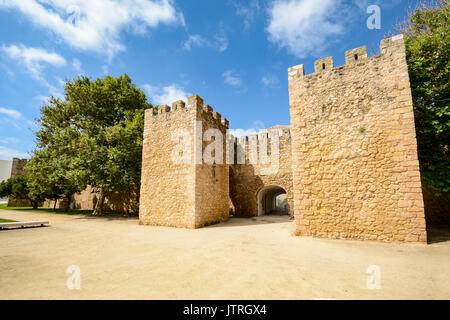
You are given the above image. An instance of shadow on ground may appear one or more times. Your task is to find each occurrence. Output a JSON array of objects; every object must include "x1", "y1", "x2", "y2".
[
  {"x1": 427, "y1": 224, "x2": 450, "y2": 244},
  {"x1": 0, "y1": 225, "x2": 50, "y2": 232},
  {"x1": 206, "y1": 215, "x2": 293, "y2": 228},
  {"x1": 78, "y1": 215, "x2": 138, "y2": 221}
]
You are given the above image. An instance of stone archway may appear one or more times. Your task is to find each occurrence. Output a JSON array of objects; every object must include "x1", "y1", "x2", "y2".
[{"x1": 257, "y1": 185, "x2": 289, "y2": 216}]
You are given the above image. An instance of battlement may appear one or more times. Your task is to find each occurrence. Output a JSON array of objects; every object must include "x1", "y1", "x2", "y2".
[
  {"x1": 146, "y1": 94, "x2": 229, "y2": 130},
  {"x1": 145, "y1": 100, "x2": 186, "y2": 117},
  {"x1": 235, "y1": 126, "x2": 290, "y2": 144},
  {"x1": 288, "y1": 34, "x2": 405, "y2": 81},
  {"x1": 10, "y1": 158, "x2": 28, "y2": 178},
  {"x1": 229, "y1": 126, "x2": 291, "y2": 165},
  {"x1": 288, "y1": 32, "x2": 426, "y2": 242},
  {"x1": 141, "y1": 94, "x2": 230, "y2": 229},
  {"x1": 140, "y1": 32, "x2": 428, "y2": 240}
]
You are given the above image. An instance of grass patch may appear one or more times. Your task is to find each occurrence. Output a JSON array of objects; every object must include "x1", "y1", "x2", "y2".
[
  {"x1": 0, "y1": 204, "x2": 138, "y2": 218},
  {"x1": 0, "y1": 218, "x2": 17, "y2": 223}
]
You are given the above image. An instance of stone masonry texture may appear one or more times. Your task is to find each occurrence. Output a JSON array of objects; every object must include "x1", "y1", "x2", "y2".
[
  {"x1": 139, "y1": 96, "x2": 229, "y2": 228},
  {"x1": 7, "y1": 158, "x2": 32, "y2": 207},
  {"x1": 230, "y1": 126, "x2": 293, "y2": 216},
  {"x1": 8, "y1": 35, "x2": 447, "y2": 242},
  {"x1": 10, "y1": 158, "x2": 138, "y2": 212},
  {"x1": 43, "y1": 185, "x2": 138, "y2": 213},
  {"x1": 288, "y1": 35, "x2": 427, "y2": 242}
]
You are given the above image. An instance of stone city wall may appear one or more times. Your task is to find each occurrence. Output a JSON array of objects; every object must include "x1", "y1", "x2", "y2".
[
  {"x1": 288, "y1": 35, "x2": 427, "y2": 242},
  {"x1": 7, "y1": 158, "x2": 32, "y2": 207},
  {"x1": 139, "y1": 95, "x2": 229, "y2": 228},
  {"x1": 230, "y1": 126, "x2": 293, "y2": 216},
  {"x1": 43, "y1": 186, "x2": 139, "y2": 213}
]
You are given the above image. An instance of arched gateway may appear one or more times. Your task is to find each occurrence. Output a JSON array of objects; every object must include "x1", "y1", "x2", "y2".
[
  {"x1": 257, "y1": 185, "x2": 289, "y2": 216},
  {"x1": 139, "y1": 36, "x2": 428, "y2": 242}
]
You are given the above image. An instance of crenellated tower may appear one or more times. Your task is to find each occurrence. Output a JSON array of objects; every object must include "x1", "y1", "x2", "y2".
[
  {"x1": 139, "y1": 35, "x2": 429, "y2": 242},
  {"x1": 139, "y1": 95, "x2": 229, "y2": 228},
  {"x1": 288, "y1": 35, "x2": 427, "y2": 242}
]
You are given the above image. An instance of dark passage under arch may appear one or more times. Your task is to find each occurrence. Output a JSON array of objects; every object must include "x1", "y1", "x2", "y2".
[{"x1": 257, "y1": 185, "x2": 288, "y2": 216}]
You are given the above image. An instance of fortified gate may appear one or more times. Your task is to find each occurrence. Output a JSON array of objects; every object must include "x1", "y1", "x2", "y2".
[{"x1": 140, "y1": 35, "x2": 427, "y2": 242}]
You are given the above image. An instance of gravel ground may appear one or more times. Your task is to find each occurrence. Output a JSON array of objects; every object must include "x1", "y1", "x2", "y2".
[{"x1": 0, "y1": 209, "x2": 449, "y2": 300}]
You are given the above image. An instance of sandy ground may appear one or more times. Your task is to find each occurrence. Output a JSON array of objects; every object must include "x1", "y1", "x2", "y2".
[{"x1": 0, "y1": 209, "x2": 449, "y2": 300}]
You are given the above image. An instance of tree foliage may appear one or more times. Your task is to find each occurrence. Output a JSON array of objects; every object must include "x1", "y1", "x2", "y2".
[
  {"x1": 396, "y1": 0, "x2": 450, "y2": 192},
  {"x1": 0, "y1": 176, "x2": 44, "y2": 209},
  {"x1": 30, "y1": 74, "x2": 152, "y2": 214},
  {"x1": 26, "y1": 147, "x2": 84, "y2": 211}
]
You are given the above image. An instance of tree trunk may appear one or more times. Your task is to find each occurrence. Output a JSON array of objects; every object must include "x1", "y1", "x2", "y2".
[
  {"x1": 53, "y1": 199, "x2": 57, "y2": 211},
  {"x1": 65, "y1": 196, "x2": 71, "y2": 212},
  {"x1": 92, "y1": 188, "x2": 105, "y2": 215},
  {"x1": 32, "y1": 201, "x2": 38, "y2": 210}
]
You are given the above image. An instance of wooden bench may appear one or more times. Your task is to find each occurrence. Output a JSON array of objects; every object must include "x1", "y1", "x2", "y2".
[{"x1": 0, "y1": 221, "x2": 49, "y2": 230}]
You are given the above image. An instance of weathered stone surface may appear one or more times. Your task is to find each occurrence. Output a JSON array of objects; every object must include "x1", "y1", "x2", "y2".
[
  {"x1": 8, "y1": 36, "x2": 446, "y2": 243},
  {"x1": 43, "y1": 186, "x2": 138, "y2": 213},
  {"x1": 288, "y1": 35, "x2": 427, "y2": 242},
  {"x1": 230, "y1": 126, "x2": 293, "y2": 216},
  {"x1": 139, "y1": 96, "x2": 229, "y2": 228},
  {"x1": 7, "y1": 158, "x2": 32, "y2": 207}
]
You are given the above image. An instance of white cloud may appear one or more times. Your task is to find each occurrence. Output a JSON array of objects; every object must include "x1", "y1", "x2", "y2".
[
  {"x1": 266, "y1": 0, "x2": 348, "y2": 58},
  {"x1": 0, "y1": 107, "x2": 22, "y2": 120},
  {"x1": 1, "y1": 44, "x2": 66, "y2": 79},
  {"x1": 182, "y1": 34, "x2": 207, "y2": 51},
  {"x1": 34, "y1": 77, "x2": 66, "y2": 103},
  {"x1": 35, "y1": 95, "x2": 51, "y2": 104},
  {"x1": 214, "y1": 34, "x2": 229, "y2": 52},
  {"x1": 261, "y1": 75, "x2": 280, "y2": 87},
  {"x1": 72, "y1": 58, "x2": 81, "y2": 71},
  {"x1": 0, "y1": 146, "x2": 29, "y2": 160},
  {"x1": 0, "y1": 62, "x2": 15, "y2": 78},
  {"x1": 353, "y1": 0, "x2": 402, "y2": 11},
  {"x1": 0, "y1": 137, "x2": 19, "y2": 145},
  {"x1": 228, "y1": 128, "x2": 258, "y2": 138},
  {"x1": 231, "y1": 0, "x2": 260, "y2": 30},
  {"x1": 0, "y1": 0, "x2": 184, "y2": 57},
  {"x1": 229, "y1": 120, "x2": 266, "y2": 138},
  {"x1": 143, "y1": 84, "x2": 191, "y2": 106},
  {"x1": 35, "y1": 84, "x2": 65, "y2": 103},
  {"x1": 1, "y1": 44, "x2": 67, "y2": 100},
  {"x1": 223, "y1": 70, "x2": 242, "y2": 87},
  {"x1": 182, "y1": 33, "x2": 228, "y2": 52},
  {"x1": 0, "y1": 109, "x2": 36, "y2": 132}
]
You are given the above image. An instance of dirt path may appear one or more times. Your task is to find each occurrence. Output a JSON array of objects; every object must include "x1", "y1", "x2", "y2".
[{"x1": 0, "y1": 209, "x2": 449, "y2": 299}]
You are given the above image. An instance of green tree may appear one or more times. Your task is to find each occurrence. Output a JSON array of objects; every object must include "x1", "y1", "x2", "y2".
[
  {"x1": 35, "y1": 74, "x2": 151, "y2": 215},
  {"x1": 0, "y1": 179, "x2": 12, "y2": 198},
  {"x1": 26, "y1": 147, "x2": 84, "y2": 211},
  {"x1": 0, "y1": 176, "x2": 44, "y2": 209},
  {"x1": 396, "y1": 0, "x2": 450, "y2": 192}
]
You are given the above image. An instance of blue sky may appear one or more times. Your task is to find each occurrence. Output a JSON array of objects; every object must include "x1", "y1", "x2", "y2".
[{"x1": 0, "y1": 0, "x2": 418, "y2": 159}]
